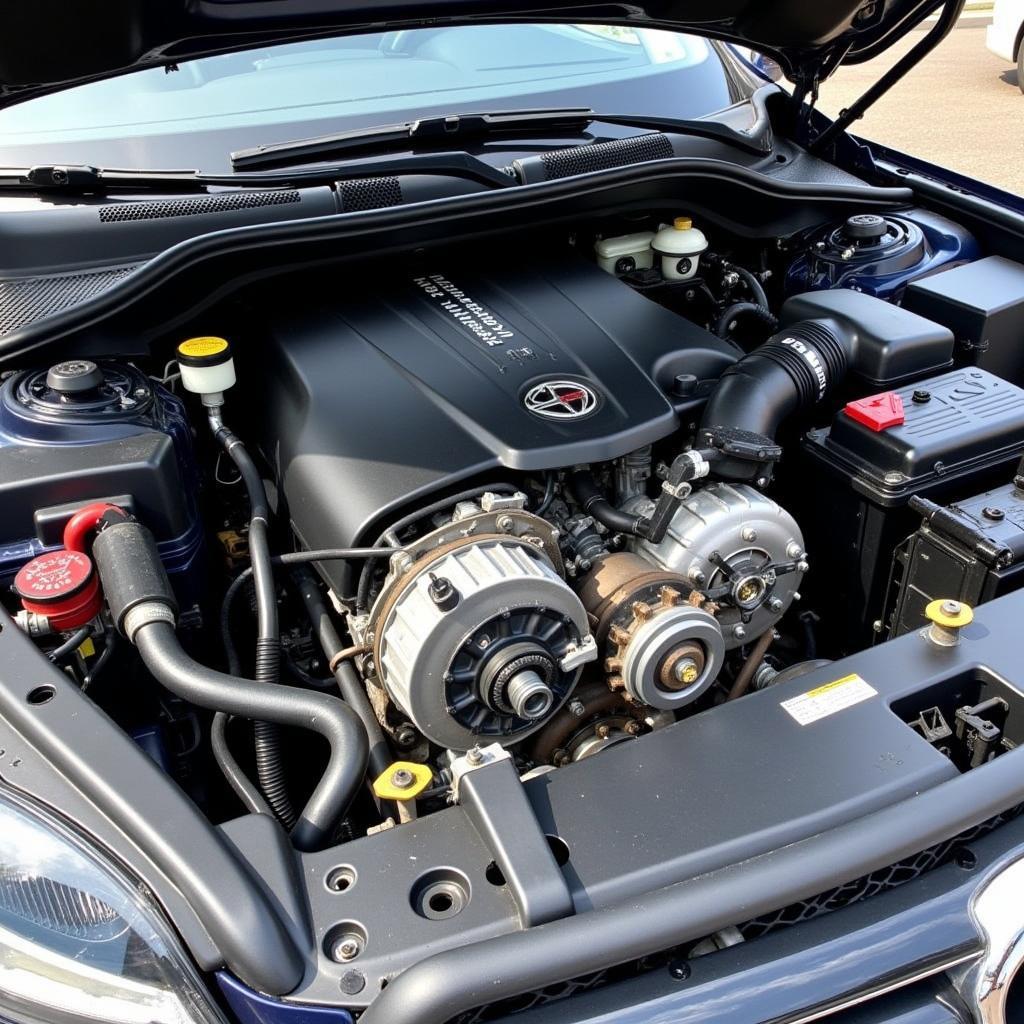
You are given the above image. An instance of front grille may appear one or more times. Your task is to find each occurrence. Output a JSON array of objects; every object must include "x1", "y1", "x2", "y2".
[
  {"x1": 98, "y1": 189, "x2": 300, "y2": 223},
  {"x1": 741, "y1": 803, "x2": 1022, "y2": 939},
  {"x1": 0, "y1": 264, "x2": 140, "y2": 337},
  {"x1": 450, "y1": 805, "x2": 1022, "y2": 1024}
]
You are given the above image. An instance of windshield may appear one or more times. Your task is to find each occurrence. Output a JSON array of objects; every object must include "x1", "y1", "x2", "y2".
[{"x1": 0, "y1": 25, "x2": 753, "y2": 173}]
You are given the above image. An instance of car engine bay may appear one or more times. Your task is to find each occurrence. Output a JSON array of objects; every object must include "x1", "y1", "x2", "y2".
[{"x1": 4, "y1": 185, "x2": 1024, "y2": 1012}]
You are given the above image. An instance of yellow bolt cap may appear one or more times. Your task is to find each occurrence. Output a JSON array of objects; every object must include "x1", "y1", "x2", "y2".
[
  {"x1": 372, "y1": 761, "x2": 433, "y2": 802},
  {"x1": 673, "y1": 216, "x2": 693, "y2": 230},
  {"x1": 924, "y1": 599, "x2": 974, "y2": 629}
]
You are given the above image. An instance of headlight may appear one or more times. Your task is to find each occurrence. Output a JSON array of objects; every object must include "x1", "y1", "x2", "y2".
[{"x1": 0, "y1": 788, "x2": 226, "y2": 1024}]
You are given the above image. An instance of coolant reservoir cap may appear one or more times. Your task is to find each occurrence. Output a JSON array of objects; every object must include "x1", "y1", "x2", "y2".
[
  {"x1": 15, "y1": 549, "x2": 94, "y2": 603},
  {"x1": 14, "y1": 549, "x2": 102, "y2": 630},
  {"x1": 177, "y1": 336, "x2": 231, "y2": 367},
  {"x1": 45, "y1": 359, "x2": 104, "y2": 394}
]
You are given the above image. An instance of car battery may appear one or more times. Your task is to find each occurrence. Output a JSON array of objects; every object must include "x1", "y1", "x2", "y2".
[
  {"x1": 799, "y1": 367, "x2": 1024, "y2": 653},
  {"x1": 883, "y1": 459, "x2": 1024, "y2": 638}
]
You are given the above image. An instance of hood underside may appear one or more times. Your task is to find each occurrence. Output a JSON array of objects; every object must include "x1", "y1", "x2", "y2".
[{"x1": 3, "y1": 0, "x2": 951, "y2": 109}]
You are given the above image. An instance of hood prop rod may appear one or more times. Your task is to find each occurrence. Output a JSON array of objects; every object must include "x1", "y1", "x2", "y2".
[{"x1": 809, "y1": 0, "x2": 964, "y2": 155}]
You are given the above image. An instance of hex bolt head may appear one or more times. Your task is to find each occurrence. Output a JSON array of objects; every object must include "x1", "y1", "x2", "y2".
[
  {"x1": 465, "y1": 745, "x2": 484, "y2": 766},
  {"x1": 732, "y1": 624, "x2": 747, "y2": 640},
  {"x1": 391, "y1": 768, "x2": 414, "y2": 790},
  {"x1": 786, "y1": 542, "x2": 803, "y2": 559},
  {"x1": 496, "y1": 514, "x2": 515, "y2": 533},
  {"x1": 941, "y1": 599, "x2": 962, "y2": 616},
  {"x1": 741, "y1": 526, "x2": 757, "y2": 542},
  {"x1": 333, "y1": 937, "x2": 362, "y2": 963},
  {"x1": 569, "y1": 699, "x2": 586, "y2": 718},
  {"x1": 674, "y1": 658, "x2": 700, "y2": 685},
  {"x1": 768, "y1": 597, "x2": 784, "y2": 612}
]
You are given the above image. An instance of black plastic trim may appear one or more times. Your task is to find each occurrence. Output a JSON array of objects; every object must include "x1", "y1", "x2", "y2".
[{"x1": 0, "y1": 158, "x2": 913, "y2": 363}]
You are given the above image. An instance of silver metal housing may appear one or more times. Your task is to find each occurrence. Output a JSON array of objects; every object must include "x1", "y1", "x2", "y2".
[
  {"x1": 634, "y1": 482, "x2": 805, "y2": 648},
  {"x1": 620, "y1": 604, "x2": 725, "y2": 709},
  {"x1": 374, "y1": 538, "x2": 594, "y2": 751}
]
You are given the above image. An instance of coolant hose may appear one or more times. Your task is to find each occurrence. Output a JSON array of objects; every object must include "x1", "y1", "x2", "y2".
[
  {"x1": 713, "y1": 302, "x2": 779, "y2": 340},
  {"x1": 212, "y1": 421, "x2": 296, "y2": 829},
  {"x1": 212, "y1": 712, "x2": 273, "y2": 817},
  {"x1": 570, "y1": 470, "x2": 649, "y2": 538},
  {"x1": 291, "y1": 565, "x2": 393, "y2": 782},
  {"x1": 134, "y1": 619, "x2": 368, "y2": 851},
  {"x1": 700, "y1": 319, "x2": 850, "y2": 464},
  {"x1": 733, "y1": 265, "x2": 769, "y2": 308}
]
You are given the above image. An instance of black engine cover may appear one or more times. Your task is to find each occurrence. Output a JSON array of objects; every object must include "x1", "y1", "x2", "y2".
[{"x1": 250, "y1": 254, "x2": 737, "y2": 590}]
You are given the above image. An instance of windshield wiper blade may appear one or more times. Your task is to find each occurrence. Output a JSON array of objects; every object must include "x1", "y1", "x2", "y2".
[
  {"x1": 0, "y1": 151, "x2": 516, "y2": 193},
  {"x1": 231, "y1": 105, "x2": 769, "y2": 171},
  {"x1": 231, "y1": 108, "x2": 595, "y2": 169}
]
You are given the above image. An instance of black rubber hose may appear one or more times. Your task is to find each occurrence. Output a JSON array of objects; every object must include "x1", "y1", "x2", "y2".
[
  {"x1": 134, "y1": 620, "x2": 368, "y2": 851},
  {"x1": 212, "y1": 712, "x2": 273, "y2": 817},
  {"x1": 47, "y1": 626, "x2": 92, "y2": 663},
  {"x1": 292, "y1": 566, "x2": 392, "y2": 782},
  {"x1": 733, "y1": 264, "x2": 769, "y2": 308},
  {"x1": 213, "y1": 423, "x2": 296, "y2": 829},
  {"x1": 700, "y1": 318, "x2": 851, "y2": 450},
  {"x1": 713, "y1": 302, "x2": 779, "y2": 340},
  {"x1": 221, "y1": 548, "x2": 404, "y2": 678},
  {"x1": 570, "y1": 470, "x2": 649, "y2": 538}
]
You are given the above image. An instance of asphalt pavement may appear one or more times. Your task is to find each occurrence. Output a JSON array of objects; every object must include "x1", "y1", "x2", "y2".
[{"x1": 817, "y1": 13, "x2": 1023, "y2": 197}]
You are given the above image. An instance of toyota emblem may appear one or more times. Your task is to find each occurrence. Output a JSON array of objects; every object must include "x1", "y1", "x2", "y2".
[{"x1": 523, "y1": 380, "x2": 599, "y2": 420}]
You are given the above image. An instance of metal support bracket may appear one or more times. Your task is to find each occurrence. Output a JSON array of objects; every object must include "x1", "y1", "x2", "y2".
[{"x1": 451, "y1": 744, "x2": 574, "y2": 927}]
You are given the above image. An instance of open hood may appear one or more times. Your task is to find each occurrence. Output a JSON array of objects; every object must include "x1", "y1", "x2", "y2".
[{"x1": 3, "y1": 0, "x2": 957, "y2": 109}]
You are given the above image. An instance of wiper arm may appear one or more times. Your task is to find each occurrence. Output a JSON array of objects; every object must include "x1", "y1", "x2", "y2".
[
  {"x1": 231, "y1": 108, "x2": 595, "y2": 169},
  {"x1": 0, "y1": 151, "x2": 516, "y2": 193},
  {"x1": 231, "y1": 106, "x2": 769, "y2": 171}
]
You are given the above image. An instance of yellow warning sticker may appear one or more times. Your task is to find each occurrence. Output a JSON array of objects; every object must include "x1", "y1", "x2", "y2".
[{"x1": 780, "y1": 673, "x2": 877, "y2": 726}]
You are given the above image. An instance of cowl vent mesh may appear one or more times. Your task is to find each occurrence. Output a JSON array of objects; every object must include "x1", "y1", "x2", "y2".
[{"x1": 98, "y1": 189, "x2": 300, "y2": 223}]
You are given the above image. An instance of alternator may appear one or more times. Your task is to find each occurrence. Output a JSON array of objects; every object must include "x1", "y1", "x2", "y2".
[{"x1": 370, "y1": 534, "x2": 596, "y2": 751}]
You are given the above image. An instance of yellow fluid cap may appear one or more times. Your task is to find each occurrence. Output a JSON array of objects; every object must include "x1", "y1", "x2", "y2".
[
  {"x1": 925, "y1": 598, "x2": 974, "y2": 629},
  {"x1": 177, "y1": 336, "x2": 230, "y2": 364},
  {"x1": 372, "y1": 761, "x2": 433, "y2": 802},
  {"x1": 673, "y1": 216, "x2": 693, "y2": 230}
]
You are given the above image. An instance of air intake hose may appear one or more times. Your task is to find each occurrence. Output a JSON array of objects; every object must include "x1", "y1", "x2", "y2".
[{"x1": 699, "y1": 319, "x2": 850, "y2": 479}]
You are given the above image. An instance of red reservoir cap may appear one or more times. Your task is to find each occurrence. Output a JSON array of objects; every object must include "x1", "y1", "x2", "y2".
[
  {"x1": 14, "y1": 549, "x2": 102, "y2": 630},
  {"x1": 844, "y1": 391, "x2": 905, "y2": 432}
]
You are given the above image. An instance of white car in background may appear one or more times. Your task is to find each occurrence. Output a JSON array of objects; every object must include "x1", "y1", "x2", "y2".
[{"x1": 986, "y1": 0, "x2": 1024, "y2": 92}]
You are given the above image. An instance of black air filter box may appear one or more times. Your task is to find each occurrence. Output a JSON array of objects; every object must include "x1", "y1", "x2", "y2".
[
  {"x1": 902, "y1": 255, "x2": 1024, "y2": 385},
  {"x1": 780, "y1": 287, "x2": 953, "y2": 387}
]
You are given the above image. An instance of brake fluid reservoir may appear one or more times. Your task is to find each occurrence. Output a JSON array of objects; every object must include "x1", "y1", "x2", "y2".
[{"x1": 653, "y1": 217, "x2": 707, "y2": 282}]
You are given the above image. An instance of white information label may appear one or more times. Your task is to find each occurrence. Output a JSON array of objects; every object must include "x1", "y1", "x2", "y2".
[{"x1": 780, "y1": 673, "x2": 878, "y2": 726}]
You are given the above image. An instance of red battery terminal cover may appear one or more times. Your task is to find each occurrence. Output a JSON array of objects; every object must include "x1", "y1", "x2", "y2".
[
  {"x1": 14, "y1": 549, "x2": 102, "y2": 631},
  {"x1": 843, "y1": 391, "x2": 906, "y2": 432}
]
